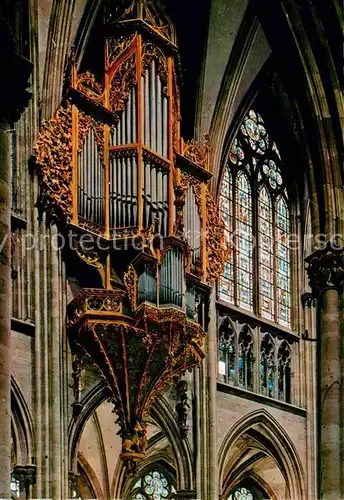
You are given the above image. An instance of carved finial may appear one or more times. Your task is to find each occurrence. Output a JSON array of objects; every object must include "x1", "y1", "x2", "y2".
[
  {"x1": 173, "y1": 184, "x2": 185, "y2": 237},
  {"x1": 183, "y1": 137, "x2": 210, "y2": 170},
  {"x1": 63, "y1": 45, "x2": 77, "y2": 92},
  {"x1": 124, "y1": 264, "x2": 137, "y2": 311},
  {"x1": 105, "y1": 0, "x2": 177, "y2": 45},
  {"x1": 120, "y1": 419, "x2": 147, "y2": 475},
  {"x1": 71, "y1": 353, "x2": 86, "y2": 418}
]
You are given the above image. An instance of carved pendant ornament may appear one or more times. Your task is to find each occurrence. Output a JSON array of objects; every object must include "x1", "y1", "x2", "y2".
[{"x1": 68, "y1": 295, "x2": 204, "y2": 471}]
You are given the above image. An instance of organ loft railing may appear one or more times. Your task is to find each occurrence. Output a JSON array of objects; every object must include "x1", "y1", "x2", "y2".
[{"x1": 34, "y1": 0, "x2": 228, "y2": 471}]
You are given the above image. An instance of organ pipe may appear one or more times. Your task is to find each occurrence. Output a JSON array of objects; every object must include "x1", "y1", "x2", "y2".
[
  {"x1": 109, "y1": 152, "x2": 138, "y2": 230},
  {"x1": 137, "y1": 264, "x2": 157, "y2": 306},
  {"x1": 110, "y1": 88, "x2": 137, "y2": 146},
  {"x1": 78, "y1": 128, "x2": 104, "y2": 228},
  {"x1": 142, "y1": 160, "x2": 168, "y2": 235},
  {"x1": 151, "y1": 62, "x2": 156, "y2": 152},
  {"x1": 140, "y1": 62, "x2": 167, "y2": 156},
  {"x1": 159, "y1": 247, "x2": 183, "y2": 307},
  {"x1": 184, "y1": 187, "x2": 201, "y2": 271},
  {"x1": 144, "y1": 69, "x2": 150, "y2": 147}
]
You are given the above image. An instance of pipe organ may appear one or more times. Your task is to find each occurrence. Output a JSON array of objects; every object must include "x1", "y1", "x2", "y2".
[{"x1": 34, "y1": 0, "x2": 228, "y2": 471}]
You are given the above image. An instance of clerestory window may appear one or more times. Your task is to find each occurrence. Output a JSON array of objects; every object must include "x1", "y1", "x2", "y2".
[{"x1": 219, "y1": 109, "x2": 291, "y2": 327}]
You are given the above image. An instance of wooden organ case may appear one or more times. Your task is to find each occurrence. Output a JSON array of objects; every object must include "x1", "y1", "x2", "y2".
[{"x1": 34, "y1": 0, "x2": 228, "y2": 470}]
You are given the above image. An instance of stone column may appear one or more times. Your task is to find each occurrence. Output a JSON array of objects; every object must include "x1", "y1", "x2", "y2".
[
  {"x1": 301, "y1": 292, "x2": 317, "y2": 500},
  {"x1": 207, "y1": 291, "x2": 218, "y2": 500},
  {"x1": 50, "y1": 224, "x2": 62, "y2": 499},
  {"x1": 306, "y1": 243, "x2": 344, "y2": 500},
  {"x1": 340, "y1": 286, "x2": 344, "y2": 494},
  {"x1": 0, "y1": 16, "x2": 32, "y2": 498},
  {"x1": 0, "y1": 119, "x2": 12, "y2": 499}
]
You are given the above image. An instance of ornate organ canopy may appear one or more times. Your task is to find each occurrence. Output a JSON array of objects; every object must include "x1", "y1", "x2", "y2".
[{"x1": 35, "y1": 0, "x2": 228, "y2": 470}]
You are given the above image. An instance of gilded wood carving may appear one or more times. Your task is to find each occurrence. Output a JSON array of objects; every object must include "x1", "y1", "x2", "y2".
[
  {"x1": 110, "y1": 53, "x2": 137, "y2": 113},
  {"x1": 77, "y1": 71, "x2": 104, "y2": 103},
  {"x1": 106, "y1": 34, "x2": 136, "y2": 68},
  {"x1": 142, "y1": 41, "x2": 168, "y2": 94},
  {"x1": 78, "y1": 110, "x2": 105, "y2": 164},
  {"x1": 67, "y1": 292, "x2": 204, "y2": 471},
  {"x1": 205, "y1": 189, "x2": 229, "y2": 283},
  {"x1": 183, "y1": 137, "x2": 209, "y2": 170},
  {"x1": 35, "y1": 102, "x2": 73, "y2": 224}
]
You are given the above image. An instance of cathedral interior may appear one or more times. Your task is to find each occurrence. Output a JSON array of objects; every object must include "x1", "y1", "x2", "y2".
[{"x1": 0, "y1": 0, "x2": 343, "y2": 499}]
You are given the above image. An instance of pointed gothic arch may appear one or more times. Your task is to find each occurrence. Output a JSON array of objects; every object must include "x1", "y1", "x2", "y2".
[
  {"x1": 11, "y1": 376, "x2": 35, "y2": 466},
  {"x1": 218, "y1": 409, "x2": 305, "y2": 500},
  {"x1": 68, "y1": 383, "x2": 193, "y2": 497}
]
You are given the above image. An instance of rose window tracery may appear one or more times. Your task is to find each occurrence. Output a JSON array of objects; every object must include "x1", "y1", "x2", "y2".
[
  {"x1": 228, "y1": 486, "x2": 254, "y2": 500},
  {"x1": 132, "y1": 469, "x2": 176, "y2": 500},
  {"x1": 262, "y1": 159, "x2": 283, "y2": 189},
  {"x1": 241, "y1": 110, "x2": 269, "y2": 155}
]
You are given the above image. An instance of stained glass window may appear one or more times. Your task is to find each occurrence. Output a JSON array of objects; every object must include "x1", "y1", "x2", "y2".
[
  {"x1": 72, "y1": 489, "x2": 82, "y2": 499},
  {"x1": 260, "y1": 334, "x2": 275, "y2": 398},
  {"x1": 218, "y1": 108, "x2": 291, "y2": 328},
  {"x1": 218, "y1": 317, "x2": 235, "y2": 381},
  {"x1": 217, "y1": 316, "x2": 294, "y2": 403},
  {"x1": 258, "y1": 187, "x2": 274, "y2": 320},
  {"x1": 228, "y1": 481, "x2": 270, "y2": 500},
  {"x1": 219, "y1": 167, "x2": 234, "y2": 302},
  {"x1": 238, "y1": 326, "x2": 254, "y2": 390},
  {"x1": 131, "y1": 469, "x2": 176, "y2": 500},
  {"x1": 235, "y1": 172, "x2": 253, "y2": 310},
  {"x1": 10, "y1": 477, "x2": 20, "y2": 499},
  {"x1": 278, "y1": 341, "x2": 291, "y2": 403},
  {"x1": 276, "y1": 196, "x2": 291, "y2": 326},
  {"x1": 228, "y1": 486, "x2": 254, "y2": 500}
]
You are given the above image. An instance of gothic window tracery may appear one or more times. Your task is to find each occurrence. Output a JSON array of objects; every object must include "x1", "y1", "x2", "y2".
[
  {"x1": 217, "y1": 316, "x2": 294, "y2": 403},
  {"x1": 278, "y1": 341, "x2": 291, "y2": 403},
  {"x1": 219, "y1": 109, "x2": 291, "y2": 327},
  {"x1": 235, "y1": 172, "x2": 253, "y2": 310},
  {"x1": 218, "y1": 317, "x2": 236, "y2": 382},
  {"x1": 10, "y1": 478, "x2": 20, "y2": 499},
  {"x1": 131, "y1": 469, "x2": 176, "y2": 500},
  {"x1": 238, "y1": 325, "x2": 254, "y2": 390},
  {"x1": 228, "y1": 486, "x2": 254, "y2": 500},
  {"x1": 227, "y1": 480, "x2": 268, "y2": 500},
  {"x1": 260, "y1": 334, "x2": 275, "y2": 398}
]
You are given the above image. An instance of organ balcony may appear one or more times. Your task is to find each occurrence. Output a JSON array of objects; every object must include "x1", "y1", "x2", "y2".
[
  {"x1": 34, "y1": 0, "x2": 228, "y2": 471},
  {"x1": 67, "y1": 238, "x2": 208, "y2": 469}
]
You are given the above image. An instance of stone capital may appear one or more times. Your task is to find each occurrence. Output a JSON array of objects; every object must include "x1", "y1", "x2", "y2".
[
  {"x1": 12, "y1": 464, "x2": 36, "y2": 486},
  {"x1": 175, "y1": 489, "x2": 197, "y2": 499},
  {"x1": 305, "y1": 243, "x2": 344, "y2": 295},
  {"x1": 301, "y1": 292, "x2": 316, "y2": 308}
]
